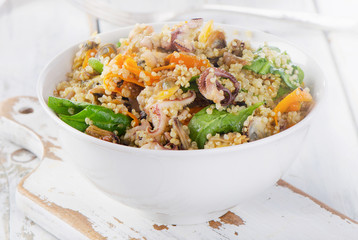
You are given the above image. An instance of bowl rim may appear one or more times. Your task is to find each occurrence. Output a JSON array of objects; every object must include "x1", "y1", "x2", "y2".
[{"x1": 37, "y1": 21, "x2": 326, "y2": 156}]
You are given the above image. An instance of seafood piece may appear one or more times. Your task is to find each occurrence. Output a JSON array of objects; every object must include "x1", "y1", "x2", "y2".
[
  {"x1": 197, "y1": 67, "x2": 240, "y2": 106},
  {"x1": 223, "y1": 52, "x2": 247, "y2": 66},
  {"x1": 169, "y1": 18, "x2": 203, "y2": 52},
  {"x1": 96, "y1": 44, "x2": 117, "y2": 59},
  {"x1": 248, "y1": 117, "x2": 268, "y2": 141},
  {"x1": 172, "y1": 117, "x2": 190, "y2": 150},
  {"x1": 206, "y1": 30, "x2": 226, "y2": 49},
  {"x1": 145, "y1": 91, "x2": 196, "y2": 138},
  {"x1": 230, "y1": 39, "x2": 245, "y2": 57},
  {"x1": 85, "y1": 125, "x2": 120, "y2": 143}
]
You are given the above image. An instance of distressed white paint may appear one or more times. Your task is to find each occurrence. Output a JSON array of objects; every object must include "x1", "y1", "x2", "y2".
[{"x1": 16, "y1": 156, "x2": 358, "y2": 240}]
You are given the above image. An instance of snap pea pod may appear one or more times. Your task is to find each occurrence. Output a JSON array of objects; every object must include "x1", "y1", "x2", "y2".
[
  {"x1": 88, "y1": 58, "x2": 104, "y2": 74},
  {"x1": 188, "y1": 102, "x2": 263, "y2": 149}
]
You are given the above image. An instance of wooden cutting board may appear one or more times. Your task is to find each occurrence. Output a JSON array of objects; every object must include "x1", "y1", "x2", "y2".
[{"x1": 1, "y1": 96, "x2": 358, "y2": 240}]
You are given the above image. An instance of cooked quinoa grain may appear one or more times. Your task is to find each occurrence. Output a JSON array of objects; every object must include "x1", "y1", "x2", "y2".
[{"x1": 50, "y1": 19, "x2": 314, "y2": 150}]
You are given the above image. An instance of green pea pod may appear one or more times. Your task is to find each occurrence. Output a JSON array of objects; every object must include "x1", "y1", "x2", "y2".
[
  {"x1": 188, "y1": 102, "x2": 263, "y2": 149},
  {"x1": 48, "y1": 96, "x2": 90, "y2": 115},
  {"x1": 88, "y1": 58, "x2": 104, "y2": 74},
  {"x1": 59, "y1": 105, "x2": 131, "y2": 135}
]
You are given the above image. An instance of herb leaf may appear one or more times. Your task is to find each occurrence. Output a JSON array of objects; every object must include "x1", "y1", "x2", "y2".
[
  {"x1": 181, "y1": 75, "x2": 199, "y2": 92},
  {"x1": 243, "y1": 46, "x2": 304, "y2": 90},
  {"x1": 48, "y1": 97, "x2": 131, "y2": 135},
  {"x1": 243, "y1": 58, "x2": 271, "y2": 74},
  {"x1": 59, "y1": 105, "x2": 131, "y2": 135},
  {"x1": 48, "y1": 96, "x2": 90, "y2": 115},
  {"x1": 274, "y1": 84, "x2": 291, "y2": 101},
  {"x1": 188, "y1": 102, "x2": 263, "y2": 148}
]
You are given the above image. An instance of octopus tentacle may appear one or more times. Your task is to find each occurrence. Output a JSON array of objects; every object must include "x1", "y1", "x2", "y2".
[
  {"x1": 168, "y1": 18, "x2": 203, "y2": 52},
  {"x1": 197, "y1": 67, "x2": 241, "y2": 106},
  {"x1": 146, "y1": 91, "x2": 196, "y2": 138}
]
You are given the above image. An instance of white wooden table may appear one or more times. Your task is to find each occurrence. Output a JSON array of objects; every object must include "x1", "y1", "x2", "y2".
[{"x1": 1, "y1": 0, "x2": 358, "y2": 239}]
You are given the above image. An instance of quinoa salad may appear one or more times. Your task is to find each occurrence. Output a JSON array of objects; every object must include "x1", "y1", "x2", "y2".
[{"x1": 49, "y1": 19, "x2": 314, "y2": 150}]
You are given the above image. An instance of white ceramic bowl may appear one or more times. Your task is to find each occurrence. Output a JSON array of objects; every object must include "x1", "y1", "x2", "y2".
[{"x1": 38, "y1": 22, "x2": 325, "y2": 224}]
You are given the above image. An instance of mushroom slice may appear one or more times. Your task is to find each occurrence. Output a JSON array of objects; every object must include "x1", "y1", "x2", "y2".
[
  {"x1": 207, "y1": 30, "x2": 226, "y2": 49},
  {"x1": 197, "y1": 67, "x2": 241, "y2": 106},
  {"x1": 172, "y1": 117, "x2": 190, "y2": 150},
  {"x1": 83, "y1": 40, "x2": 98, "y2": 51},
  {"x1": 85, "y1": 125, "x2": 120, "y2": 143},
  {"x1": 248, "y1": 117, "x2": 268, "y2": 141},
  {"x1": 96, "y1": 43, "x2": 117, "y2": 59},
  {"x1": 223, "y1": 52, "x2": 247, "y2": 66},
  {"x1": 89, "y1": 86, "x2": 106, "y2": 97}
]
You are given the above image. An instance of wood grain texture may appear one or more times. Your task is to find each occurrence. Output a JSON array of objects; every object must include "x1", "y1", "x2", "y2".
[{"x1": 17, "y1": 158, "x2": 358, "y2": 240}]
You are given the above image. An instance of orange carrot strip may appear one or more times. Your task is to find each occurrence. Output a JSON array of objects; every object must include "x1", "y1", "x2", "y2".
[
  {"x1": 82, "y1": 49, "x2": 97, "y2": 68},
  {"x1": 112, "y1": 53, "x2": 125, "y2": 66},
  {"x1": 152, "y1": 64, "x2": 176, "y2": 72},
  {"x1": 126, "y1": 111, "x2": 140, "y2": 127},
  {"x1": 123, "y1": 58, "x2": 142, "y2": 76},
  {"x1": 273, "y1": 88, "x2": 312, "y2": 125},
  {"x1": 166, "y1": 52, "x2": 211, "y2": 69},
  {"x1": 104, "y1": 72, "x2": 145, "y2": 91},
  {"x1": 123, "y1": 58, "x2": 160, "y2": 85}
]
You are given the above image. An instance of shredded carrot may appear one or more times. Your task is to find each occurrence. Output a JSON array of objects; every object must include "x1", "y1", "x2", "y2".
[
  {"x1": 273, "y1": 88, "x2": 312, "y2": 125},
  {"x1": 126, "y1": 111, "x2": 140, "y2": 127},
  {"x1": 123, "y1": 57, "x2": 160, "y2": 85},
  {"x1": 152, "y1": 64, "x2": 176, "y2": 72},
  {"x1": 82, "y1": 49, "x2": 97, "y2": 68},
  {"x1": 123, "y1": 58, "x2": 142, "y2": 75},
  {"x1": 166, "y1": 52, "x2": 211, "y2": 69},
  {"x1": 104, "y1": 72, "x2": 145, "y2": 90},
  {"x1": 112, "y1": 53, "x2": 125, "y2": 66},
  {"x1": 109, "y1": 99, "x2": 140, "y2": 127},
  {"x1": 103, "y1": 53, "x2": 163, "y2": 93}
]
